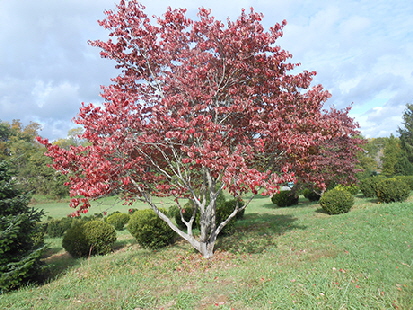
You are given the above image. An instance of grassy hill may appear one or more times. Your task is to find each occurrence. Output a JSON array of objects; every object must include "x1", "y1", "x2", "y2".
[{"x1": 1, "y1": 195, "x2": 412, "y2": 309}]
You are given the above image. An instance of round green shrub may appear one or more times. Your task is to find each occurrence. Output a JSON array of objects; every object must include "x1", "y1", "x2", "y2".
[
  {"x1": 105, "y1": 212, "x2": 130, "y2": 230},
  {"x1": 271, "y1": 190, "x2": 299, "y2": 207},
  {"x1": 62, "y1": 223, "x2": 88, "y2": 258},
  {"x1": 174, "y1": 202, "x2": 200, "y2": 230},
  {"x1": 82, "y1": 221, "x2": 117, "y2": 255},
  {"x1": 215, "y1": 198, "x2": 244, "y2": 235},
  {"x1": 319, "y1": 189, "x2": 354, "y2": 215},
  {"x1": 46, "y1": 217, "x2": 73, "y2": 238},
  {"x1": 128, "y1": 208, "x2": 177, "y2": 249},
  {"x1": 167, "y1": 204, "x2": 179, "y2": 219},
  {"x1": 359, "y1": 176, "x2": 386, "y2": 198},
  {"x1": 395, "y1": 176, "x2": 413, "y2": 190},
  {"x1": 221, "y1": 198, "x2": 245, "y2": 220},
  {"x1": 302, "y1": 188, "x2": 321, "y2": 202},
  {"x1": 334, "y1": 184, "x2": 360, "y2": 195},
  {"x1": 62, "y1": 220, "x2": 116, "y2": 258},
  {"x1": 375, "y1": 178, "x2": 410, "y2": 204}
]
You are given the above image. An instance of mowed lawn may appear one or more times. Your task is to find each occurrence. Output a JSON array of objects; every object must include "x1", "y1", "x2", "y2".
[
  {"x1": 36, "y1": 195, "x2": 182, "y2": 219},
  {"x1": 1, "y1": 194, "x2": 413, "y2": 309}
]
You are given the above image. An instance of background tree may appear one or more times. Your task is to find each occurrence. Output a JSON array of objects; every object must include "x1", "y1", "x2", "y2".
[
  {"x1": 380, "y1": 134, "x2": 413, "y2": 177},
  {"x1": 0, "y1": 120, "x2": 69, "y2": 198},
  {"x1": 398, "y1": 103, "x2": 413, "y2": 163},
  {"x1": 355, "y1": 135, "x2": 379, "y2": 179},
  {"x1": 53, "y1": 127, "x2": 87, "y2": 150},
  {"x1": 381, "y1": 134, "x2": 400, "y2": 177},
  {"x1": 40, "y1": 1, "x2": 361, "y2": 258},
  {"x1": 0, "y1": 161, "x2": 45, "y2": 293}
]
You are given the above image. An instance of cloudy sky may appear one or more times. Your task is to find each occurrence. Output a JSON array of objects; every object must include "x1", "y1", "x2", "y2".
[{"x1": 1, "y1": 0, "x2": 412, "y2": 140}]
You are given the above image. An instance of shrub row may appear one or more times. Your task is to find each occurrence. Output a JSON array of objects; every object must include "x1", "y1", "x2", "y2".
[
  {"x1": 360, "y1": 176, "x2": 411, "y2": 203},
  {"x1": 318, "y1": 177, "x2": 411, "y2": 216},
  {"x1": 360, "y1": 176, "x2": 386, "y2": 198},
  {"x1": 375, "y1": 178, "x2": 410, "y2": 203},
  {"x1": 128, "y1": 194, "x2": 246, "y2": 250},
  {"x1": 46, "y1": 211, "x2": 131, "y2": 238}
]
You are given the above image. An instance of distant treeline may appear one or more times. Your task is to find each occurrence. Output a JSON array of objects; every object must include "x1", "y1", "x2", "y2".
[
  {"x1": 2, "y1": 104, "x2": 413, "y2": 198},
  {"x1": 0, "y1": 119, "x2": 86, "y2": 199}
]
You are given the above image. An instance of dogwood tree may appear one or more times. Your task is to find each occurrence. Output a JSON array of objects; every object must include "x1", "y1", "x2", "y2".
[
  {"x1": 39, "y1": 0, "x2": 361, "y2": 258},
  {"x1": 287, "y1": 107, "x2": 364, "y2": 191}
]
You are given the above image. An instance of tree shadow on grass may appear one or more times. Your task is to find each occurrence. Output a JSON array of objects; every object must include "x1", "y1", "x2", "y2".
[
  {"x1": 260, "y1": 199, "x2": 319, "y2": 210},
  {"x1": 113, "y1": 238, "x2": 135, "y2": 250},
  {"x1": 216, "y1": 213, "x2": 307, "y2": 255},
  {"x1": 315, "y1": 207, "x2": 328, "y2": 214},
  {"x1": 41, "y1": 249, "x2": 81, "y2": 283}
]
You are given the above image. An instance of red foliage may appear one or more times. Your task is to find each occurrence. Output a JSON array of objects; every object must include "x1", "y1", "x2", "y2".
[{"x1": 39, "y1": 1, "x2": 362, "y2": 217}]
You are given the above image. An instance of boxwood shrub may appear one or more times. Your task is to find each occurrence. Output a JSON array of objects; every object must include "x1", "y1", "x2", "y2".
[
  {"x1": 395, "y1": 176, "x2": 413, "y2": 190},
  {"x1": 173, "y1": 202, "x2": 200, "y2": 230},
  {"x1": 334, "y1": 184, "x2": 360, "y2": 195},
  {"x1": 359, "y1": 176, "x2": 386, "y2": 198},
  {"x1": 271, "y1": 190, "x2": 299, "y2": 207},
  {"x1": 375, "y1": 178, "x2": 410, "y2": 203},
  {"x1": 224, "y1": 198, "x2": 245, "y2": 220},
  {"x1": 302, "y1": 188, "x2": 321, "y2": 202},
  {"x1": 319, "y1": 189, "x2": 354, "y2": 215},
  {"x1": 216, "y1": 198, "x2": 245, "y2": 235},
  {"x1": 46, "y1": 217, "x2": 73, "y2": 238},
  {"x1": 128, "y1": 208, "x2": 177, "y2": 249},
  {"x1": 62, "y1": 220, "x2": 116, "y2": 258},
  {"x1": 105, "y1": 212, "x2": 130, "y2": 231}
]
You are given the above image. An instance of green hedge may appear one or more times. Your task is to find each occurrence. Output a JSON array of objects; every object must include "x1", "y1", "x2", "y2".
[
  {"x1": 46, "y1": 217, "x2": 73, "y2": 238},
  {"x1": 128, "y1": 209, "x2": 177, "y2": 249},
  {"x1": 319, "y1": 189, "x2": 354, "y2": 215},
  {"x1": 359, "y1": 176, "x2": 386, "y2": 198},
  {"x1": 333, "y1": 184, "x2": 360, "y2": 195},
  {"x1": 375, "y1": 178, "x2": 410, "y2": 204},
  {"x1": 105, "y1": 212, "x2": 130, "y2": 231},
  {"x1": 62, "y1": 221, "x2": 116, "y2": 258},
  {"x1": 302, "y1": 188, "x2": 321, "y2": 202},
  {"x1": 395, "y1": 176, "x2": 413, "y2": 190},
  {"x1": 271, "y1": 190, "x2": 299, "y2": 207}
]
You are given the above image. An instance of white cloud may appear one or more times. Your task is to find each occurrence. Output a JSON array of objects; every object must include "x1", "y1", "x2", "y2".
[{"x1": 0, "y1": 0, "x2": 413, "y2": 140}]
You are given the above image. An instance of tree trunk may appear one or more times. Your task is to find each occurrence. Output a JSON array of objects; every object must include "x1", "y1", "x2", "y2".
[{"x1": 199, "y1": 240, "x2": 215, "y2": 259}]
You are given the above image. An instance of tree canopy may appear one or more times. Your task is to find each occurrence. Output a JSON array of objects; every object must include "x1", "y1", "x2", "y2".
[
  {"x1": 0, "y1": 120, "x2": 70, "y2": 198},
  {"x1": 39, "y1": 0, "x2": 362, "y2": 258}
]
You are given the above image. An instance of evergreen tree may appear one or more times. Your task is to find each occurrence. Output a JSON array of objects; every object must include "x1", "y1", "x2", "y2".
[
  {"x1": 395, "y1": 156, "x2": 413, "y2": 176},
  {"x1": 381, "y1": 134, "x2": 401, "y2": 177},
  {"x1": 398, "y1": 103, "x2": 413, "y2": 162},
  {"x1": 0, "y1": 161, "x2": 45, "y2": 293}
]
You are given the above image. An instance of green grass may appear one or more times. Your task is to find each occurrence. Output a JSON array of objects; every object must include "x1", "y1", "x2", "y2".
[
  {"x1": 2, "y1": 195, "x2": 413, "y2": 309},
  {"x1": 31, "y1": 195, "x2": 177, "y2": 219}
]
